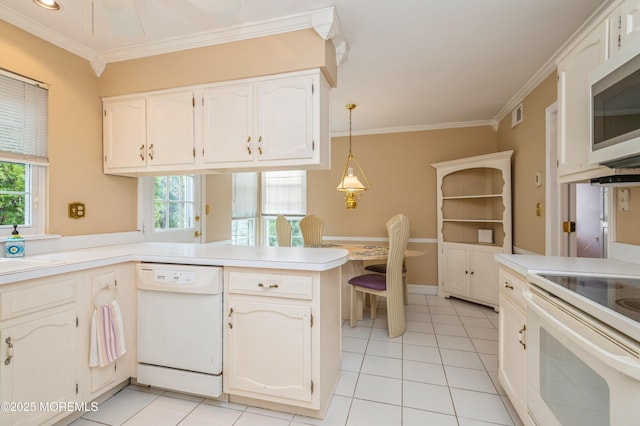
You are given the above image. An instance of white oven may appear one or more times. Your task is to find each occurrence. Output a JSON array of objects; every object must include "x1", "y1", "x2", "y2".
[{"x1": 525, "y1": 284, "x2": 640, "y2": 426}]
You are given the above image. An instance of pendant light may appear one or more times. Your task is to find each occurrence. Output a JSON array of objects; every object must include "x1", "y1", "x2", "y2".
[
  {"x1": 336, "y1": 104, "x2": 370, "y2": 209},
  {"x1": 33, "y1": 0, "x2": 61, "y2": 10}
]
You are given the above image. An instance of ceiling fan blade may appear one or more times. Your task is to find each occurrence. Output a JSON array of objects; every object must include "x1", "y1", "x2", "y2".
[{"x1": 102, "y1": 0, "x2": 144, "y2": 37}]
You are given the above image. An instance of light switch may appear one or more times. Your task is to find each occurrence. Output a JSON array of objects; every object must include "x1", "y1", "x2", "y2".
[{"x1": 69, "y1": 202, "x2": 86, "y2": 218}]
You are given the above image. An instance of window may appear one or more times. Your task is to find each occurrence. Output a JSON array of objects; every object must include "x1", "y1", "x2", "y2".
[
  {"x1": 231, "y1": 172, "x2": 258, "y2": 246},
  {"x1": 154, "y1": 175, "x2": 195, "y2": 230},
  {"x1": 139, "y1": 175, "x2": 202, "y2": 243},
  {"x1": 0, "y1": 70, "x2": 48, "y2": 236},
  {"x1": 231, "y1": 170, "x2": 306, "y2": 246}
]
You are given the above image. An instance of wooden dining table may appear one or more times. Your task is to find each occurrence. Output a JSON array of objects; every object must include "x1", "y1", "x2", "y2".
[{"x1": 322, "y1": 244, "x2": 424, "y2": 320}]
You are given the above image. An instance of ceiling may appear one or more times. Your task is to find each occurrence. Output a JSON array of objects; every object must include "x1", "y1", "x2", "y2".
[{"x1": 0, "y1": 0, "x2": 609, "y2": 134}]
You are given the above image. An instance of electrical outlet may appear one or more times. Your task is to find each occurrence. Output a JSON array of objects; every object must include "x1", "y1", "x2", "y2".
[{"x1": 69, "y1": 202, "x2": 85, "y2": 218}]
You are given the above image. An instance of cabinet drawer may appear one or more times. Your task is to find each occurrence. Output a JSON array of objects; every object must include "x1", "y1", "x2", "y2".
[
  {"x1": 0, "y1": 276, "x2": 77, "y2": 321},
  {"x1": 498, "y1": 267, "x2": 526, "y2": 310},
  {"x1": 228, "y1": 271, "x2": 312, "y2": 300}
]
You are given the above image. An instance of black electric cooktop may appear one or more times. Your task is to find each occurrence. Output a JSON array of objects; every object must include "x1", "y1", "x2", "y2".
[{"x1": 539, "y1": 274, "x2": 640, "y2": 323}]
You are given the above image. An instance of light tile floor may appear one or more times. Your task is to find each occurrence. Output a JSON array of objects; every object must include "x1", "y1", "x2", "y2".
[{"x1": 69, "y1": 293, "x2": 525, "y2": 426}]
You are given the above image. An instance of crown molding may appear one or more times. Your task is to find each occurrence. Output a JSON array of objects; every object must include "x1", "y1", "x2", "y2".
[
  {"x1": 0, "y1": 4, "x2": 346, "y2": 77},
  {"x1": 331, "y1": 119, "x2": 497, "y2": 137}
]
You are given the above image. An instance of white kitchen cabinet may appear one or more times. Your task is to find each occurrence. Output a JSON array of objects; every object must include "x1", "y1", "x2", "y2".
[
  {"x1": 80, "y1": 265, "x2": 135, "y2": 401},
  {"x1": 103, "y1": 97, "x2": 146, "y2": 171},
  {"x1": 223, "y1": 266, "x2": 341, "y2": 419},
  {"x1": 103, "y1": 69, "x2": 331, "y2": 176},
  {"x1": 442, "y1": 243, "x2": 502, "y2": 310},
  {"x1": 498, "y1": 266, "x2": 527, "y2": 423},
  {"x1": 103, "y1": 91, "x2": 196, "y2": 176},
  {"x1": 0, "y1": 274, "x2": 79, "y2": 426},
  {"x1": 432, "y1": 151, "x2": 512, "y2": 311},
  {"x1": 609, "y1": 0, "x2": 640, "y2": 56},
  {"x1": 202, "y1": 70, "x2": 328, "y2": 170},
  {"x1": 556, "y1": 17, "x2": 611, "y2": 183}
]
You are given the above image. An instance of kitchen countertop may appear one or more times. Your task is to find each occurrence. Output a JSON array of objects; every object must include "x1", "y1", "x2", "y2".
[
  {"x1": 0, "y1": 242, "x2": 350, "y2": 285},
  {"x1": 495, "y1": 254, "x2": 640, "y2": 278}
]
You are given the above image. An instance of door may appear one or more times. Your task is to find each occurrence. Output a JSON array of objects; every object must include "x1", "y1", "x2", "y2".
[
  {"x1": 202, "y1": 84, "x2": 254, "y2": 164},
  {"x1": 256, "y1": 76, "x2": 314, "y2": 161},
  {"x1": 147, "y1": 91, "x2": 196, "y2": 166},
  {"x1": 442, "y1": 245, "x2": 470, "y2": 296},
  {"x1": 559, "y1": 183, "x2": 606, "y2": 258},
  {"x1": 139, "y1": 175, "x2": 204, "y2": 243},
  {"x1": 470, "y1": 247, "x2": 500, "y2": 304},
  {"x1": 103, "y1": 98, "x2": 147, "y2": 170},
  {"x1": 498, "y1": 295, "x2": 527, "y2": 420},
  {"x1": 0, "y1": 310, "x2": 76, "y2": 426},
  {"x1": 226, "y1": 300, "x2": 312, "y2": 402}
]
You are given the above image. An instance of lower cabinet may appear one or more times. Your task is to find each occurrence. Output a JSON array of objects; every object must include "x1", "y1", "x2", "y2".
[
  {"x1": 440, "y1": 243, "x2": 502, "y2": 310},
  {"x1": 0, "y1": 264, "x2": 136, "y2": 426},
  {"x1": 0, "y1": 274, "x2": 80, "y2": 426},
  {"x1": 497, "y1": 266, "x2": 527, "y2": 423},
  {"x1": 223, "y1": 266, "x2": 341, "y2": 418},
  {"x1": 80, "y1": 265, "x2": 135, "y2": 401}
]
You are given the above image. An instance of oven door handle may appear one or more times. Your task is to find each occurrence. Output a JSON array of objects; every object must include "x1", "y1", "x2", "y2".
[{"x1": 525, "y1": 290, "x2": 640, "y2": 381}]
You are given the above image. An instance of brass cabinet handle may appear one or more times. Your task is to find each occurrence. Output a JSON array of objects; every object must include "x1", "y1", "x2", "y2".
[
  {"x1": 5, "y1": 337, "x2": 13, "y2": 365},
  {"x1": 518, "y1": 325, "x2": 526, "y2": 350},
  {"x1": 247, "y1": 136, "x2": 252, "y2": 155},
  {"x1": 504, "y1": 282, "x2": 514, "y2": 290},
  {"x1": 139, "y1": 144, "x2": 145, "y2": 161},
  {"x1": 258, "y1": 136, "x2": 263, "y2": 155},
  {"x1": 194, "y1": 231, "x2": 201, "y2": 237},
  {"x1": 258, "y1": 283, "x2": 279, "y2": 289},
  {"x1": 148, "y1": 143, "x2": 154, "y2": 160}
]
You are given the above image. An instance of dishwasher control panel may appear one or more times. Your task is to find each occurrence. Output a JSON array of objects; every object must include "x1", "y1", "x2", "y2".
[
  {"x1": 154, "y1": 269, "x2": 196, "y2": 285},
  {"x1": 136, "y1": 263, "x2": 223, "y2": 294}
]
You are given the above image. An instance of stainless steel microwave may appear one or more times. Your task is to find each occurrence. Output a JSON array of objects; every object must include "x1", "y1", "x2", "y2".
[{"x1": 589, "y1": 41, "x2": 640, "y2": 168}]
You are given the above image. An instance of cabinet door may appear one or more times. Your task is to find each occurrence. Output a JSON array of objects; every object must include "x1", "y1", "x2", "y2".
[
  {"x1": 469, "y1": 248, "x2": 499, "y2": 306},
  {"x1": 226, "y1": 300, "x2": 312, "y2": 403},
  {"x1": 557, "y1": 21, "x2": 608, "y2": 181},
  {"x1": 202, "y1": 84, "x2": 254, "y2": 164},
  {"x1": 103, "y1": 98, "x2": 147, "y2": 170},
  {"x1": 147, "y1": 91, "x2": 196, "y2": 166},
  {"x1": 622, "y1": 0, "x2": 640, "y2": 46},
  {"x1": 442, "y1": 245, "x2": 470, "y2": 296},
  {"x1": 256, "y1": 76, "x2": 314, "y2": 162},
  {"x1": 0, "y1": 310, "x2": 76, "y2": 426},
  {"x1": 498, "y1": 295, "x2": 527, "y2": 422}
]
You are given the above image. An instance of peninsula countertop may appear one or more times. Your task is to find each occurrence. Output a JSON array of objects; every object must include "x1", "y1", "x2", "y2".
[{"x1": 0, "y1": 242, "x2": 350, "y2": 285}]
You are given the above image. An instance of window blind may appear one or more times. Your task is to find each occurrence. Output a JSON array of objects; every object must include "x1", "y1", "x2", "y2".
[
  {"x1": 262, "y1": 170, "x2": 306, "y2": 216},
  {"x1": 0, "y1": 70, "x2": 48, "y2": 164},
  {"x1": 232, "y1": 172, "x2": 258, "y2": 219}
]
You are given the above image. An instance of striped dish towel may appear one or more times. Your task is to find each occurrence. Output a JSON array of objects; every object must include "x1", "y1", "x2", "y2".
[{"x1": 89, "y1": 300, "x2": 126, "y2": 368}]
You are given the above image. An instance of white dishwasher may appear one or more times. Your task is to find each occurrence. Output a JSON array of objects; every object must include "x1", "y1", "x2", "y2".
[{"x1": 136, "y1": 263, "x2": 223, "y2": 397}]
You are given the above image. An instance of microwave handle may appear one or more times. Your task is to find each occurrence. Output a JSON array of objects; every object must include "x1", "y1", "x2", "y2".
[{"x1": 525, "y1": 290, "x2": 640, "y2": 381}]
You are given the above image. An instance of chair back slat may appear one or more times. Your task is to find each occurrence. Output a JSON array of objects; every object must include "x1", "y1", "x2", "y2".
[
  {"x1": 276, "y1": 215, "x2": 292, "y2": 247},
  {"x1": 300, "y1": 214, "x2": 325, "y2": 247}
]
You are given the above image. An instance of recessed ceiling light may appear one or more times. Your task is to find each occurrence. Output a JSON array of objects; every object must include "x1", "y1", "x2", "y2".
[{"x1": 33, "y1": 0, "x2": 61, "y2": 11}]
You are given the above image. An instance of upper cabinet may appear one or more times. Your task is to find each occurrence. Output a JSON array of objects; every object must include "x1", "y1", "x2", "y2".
[
  {"x1": 556, "y1": 18, "x2": 610, "y2": 183},
  {"x1": 556, "y1": 0, "x2": 640, "y2": 183},
  {"x1": 103, "y1": 69, "x2": 330, "y2": 176}
]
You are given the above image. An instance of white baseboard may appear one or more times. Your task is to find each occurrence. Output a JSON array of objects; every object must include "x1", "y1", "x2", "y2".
[{"x1": 408, "y1": 284, "x2": 438, "y2": 295}]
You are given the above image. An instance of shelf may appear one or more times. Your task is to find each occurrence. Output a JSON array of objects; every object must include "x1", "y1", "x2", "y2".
[
  {"x1": 442, "y1": 194, "x2": 502, "y2": 200},
  {"x1": 441, "y1": 221, "x2": 505, "y2": 246},
  {"x1": 443, "y1": 219, "x2": 503, "y2": 223}
]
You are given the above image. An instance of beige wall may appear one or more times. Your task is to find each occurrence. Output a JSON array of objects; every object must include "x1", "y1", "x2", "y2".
[
  {"x1": 308, "y1": 126, "x2": 498, "y2": 285},
  {"x1": 497, "y1": 72, "x2": 557, "y2": 254},
  {"x1": 98, "y1": 29, "x2": 336, "y2": 96},
  {"x1": 615, "y1": 187, "x2": 640, "y2": 245},
  {"x1": 0, "y1": 20, "x2": 137, "y2": 236}
]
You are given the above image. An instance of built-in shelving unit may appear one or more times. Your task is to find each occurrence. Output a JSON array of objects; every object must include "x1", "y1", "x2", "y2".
[{"x1": 432, "y1": 151, "x2": 513, "y2": 310}]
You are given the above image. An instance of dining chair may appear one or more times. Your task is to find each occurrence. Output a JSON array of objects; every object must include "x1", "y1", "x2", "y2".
[
  {"x1": 300, "y1": 214, "x2": 325, "y2": 247},
  {"x1": 348, "y1": 213, "x2": 410, "y2": 338},
  {"x1": 275, "y1": 215, "x2": 292, "y2": 247},
  {"x1": 364, "y1": 261, "x2": 408, "y2": 305}
]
